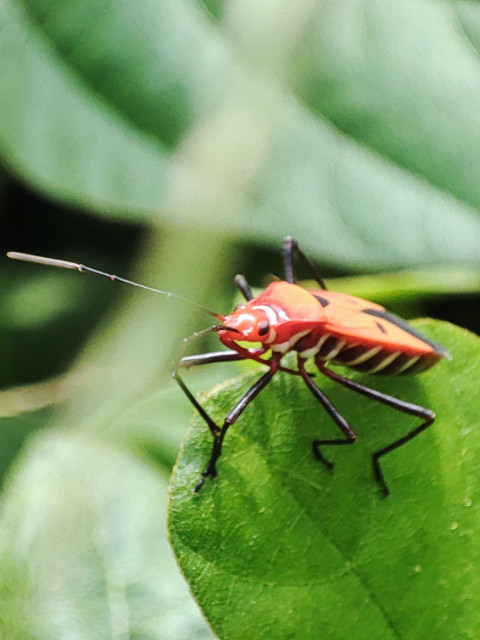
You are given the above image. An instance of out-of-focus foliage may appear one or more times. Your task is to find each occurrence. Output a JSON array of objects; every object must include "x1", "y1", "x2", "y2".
[
  {"x1": 3, "y1": 0, "x2": 480, "y2": 266},
  {"x1": 1, "y1": 1, "x2": 480, "y2": 638}
]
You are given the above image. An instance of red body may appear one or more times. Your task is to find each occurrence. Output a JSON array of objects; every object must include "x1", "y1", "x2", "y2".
[{"x1": 219, "y1": 281, "x2": 450, "y2": 375}]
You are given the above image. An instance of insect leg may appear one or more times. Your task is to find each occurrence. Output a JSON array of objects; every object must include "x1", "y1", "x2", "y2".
[
  {"x1": 234, "y1": 274, "x2": 254, "y2": 301},
  {"x1": 174, "y1": 370, "x2": 221, "y2": 438},
  {"x1": 197, "y1": 357, "x2": 281, "y2": 492},
  {"x1": 174, "y1": 355, "x2": 281, "y2": 492},
  {"x1": 179, "y1": 347, "x2": 272, "y2": 371},
  {"x1": 174, "y1": 354, "x2": 269, "y2": 457},
  {"x1": 297, "y1": 358, "x2": 356, "y2": 470},
  {"x1": 179, "y1": 350, "x2": 246, "y2": 369},
  {"x1": 174, "y1": 348, "x2": 266, "y2": 437},
  {"x1": 320, "y1": 365, "x2": 435, "y2": 496},
  {"x1": 283, "y1": 237, "x2": 327, "y2": 289},
  {"x1": 189, "y1": 339, "x2": 305, "y2": 376}
]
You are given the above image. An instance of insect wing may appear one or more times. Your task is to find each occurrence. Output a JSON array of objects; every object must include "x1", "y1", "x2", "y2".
[{"x1": 311, "y1": 290, "x2": 450, "y2": 359}]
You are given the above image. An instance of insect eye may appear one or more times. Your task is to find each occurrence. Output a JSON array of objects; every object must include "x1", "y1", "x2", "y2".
[{"x1": 258, "y1": 320, "x2": 270, "y2": 336}]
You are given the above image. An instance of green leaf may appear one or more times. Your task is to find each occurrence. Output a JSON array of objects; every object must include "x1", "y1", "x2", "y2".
[
  {"x1": 288, "y1": 1, "x2": 480, "y2": 213},
  {"x1": 169, "y1": 321, "x2": 480, "y2": 639},
  {"x1": 325, "y1": 266, "x2": 480, "y2": 306},
  {"x1": 0, "y1": 407, "x2": 54, "y2": 484},
  {"x1": 2, "y1": 1, "x2": 480, "y2": 266},
  {"x1": 0, "y1": 0, "x2": 169, "y2": 217},
  {"x1": 0, "y1": 430, "x2": 214, "y2": 640}
]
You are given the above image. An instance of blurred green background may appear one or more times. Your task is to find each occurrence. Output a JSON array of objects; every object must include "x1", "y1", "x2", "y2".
[{"x1": 1, "y1": 0, "x2": 480, "y2": 638}]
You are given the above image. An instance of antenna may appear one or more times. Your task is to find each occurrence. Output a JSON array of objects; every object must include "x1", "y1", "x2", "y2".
[{"x1": 7, "y1": 252, "x2": 223, "y2": 320}]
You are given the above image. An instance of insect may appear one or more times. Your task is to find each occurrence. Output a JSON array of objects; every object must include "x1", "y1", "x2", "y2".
[{"x1": 7, "y1": 238, "x2": 451, "y2": 496}]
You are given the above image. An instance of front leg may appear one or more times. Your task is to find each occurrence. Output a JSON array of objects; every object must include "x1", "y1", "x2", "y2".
[
  {"x1": 175, "y1": 355, "x2": 281, "y2": 491},
  {"x1": 195, "y1": 357, "x2": 281, "y2": 491}
]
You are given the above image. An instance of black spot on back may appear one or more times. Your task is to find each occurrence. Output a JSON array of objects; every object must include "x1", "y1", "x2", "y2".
[
  {"x1": 362, "y1": 308, "x2": 450, "y2": 358},
  {"x1": 375, "y1": 321, "x2": 387, "y2": 334},
  {"x1": 312, "y1": 294, "x2": 330, "y2": 308}
]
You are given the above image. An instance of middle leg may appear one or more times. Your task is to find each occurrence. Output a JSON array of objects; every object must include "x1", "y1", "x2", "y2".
[
  {"x1": 297, "y1": 357, "x2": 356, "y2": 470},
  {"x1": 194, "y1": 354, "x2": 281, "y2": 491}
]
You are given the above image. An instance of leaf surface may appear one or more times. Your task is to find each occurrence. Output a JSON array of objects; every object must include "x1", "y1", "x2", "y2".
[{"x1": 169, "y1": 321, "x2": 480, "y2": 639}]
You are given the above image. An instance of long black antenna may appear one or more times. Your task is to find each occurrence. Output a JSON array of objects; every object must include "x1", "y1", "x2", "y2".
[{"x1": 7, "y1": 252, "x2": 222, "y2": 320}]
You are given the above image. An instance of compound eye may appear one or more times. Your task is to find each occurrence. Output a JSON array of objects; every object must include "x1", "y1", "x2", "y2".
[{"x1": 258, "y1": 320, "x2": 270, "y2": 336}]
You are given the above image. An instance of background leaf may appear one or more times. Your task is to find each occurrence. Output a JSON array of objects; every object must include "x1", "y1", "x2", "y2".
[
  {"x1": 2, "y1": 0, "x2": 480, "y2": 264},
  {"x1": 0, "y1": 424, "x2": 215, "y2": 639},
  {"x1": 169, "y1": 321, "x2": 480, "y2": 639}
]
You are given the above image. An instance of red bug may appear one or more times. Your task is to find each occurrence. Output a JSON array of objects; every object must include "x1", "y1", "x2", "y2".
[{"x1": 7, "y1": 238, "x2": 451, "y2": 496}]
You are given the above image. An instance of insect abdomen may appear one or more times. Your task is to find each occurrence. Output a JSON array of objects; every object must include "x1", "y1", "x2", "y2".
[{"x1": 330, "y1": 344, "x2": 440, "y2": 376}]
